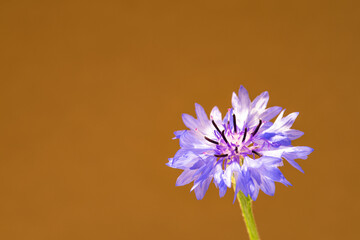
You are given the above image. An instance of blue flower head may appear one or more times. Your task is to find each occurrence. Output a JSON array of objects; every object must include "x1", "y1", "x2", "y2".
[{"x1": 167, "y1": 86, "x2": 313, "y2": 201}]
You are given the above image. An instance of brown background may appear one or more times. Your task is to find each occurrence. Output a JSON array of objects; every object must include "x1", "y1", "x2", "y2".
[{"x1": 0, "y1": 0, "x2": 359, "y2": 239}]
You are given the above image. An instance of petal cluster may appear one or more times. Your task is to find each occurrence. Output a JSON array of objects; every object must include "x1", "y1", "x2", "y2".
[{"x1": 167, "y1": 86, "x2": 313, "y2": 201}]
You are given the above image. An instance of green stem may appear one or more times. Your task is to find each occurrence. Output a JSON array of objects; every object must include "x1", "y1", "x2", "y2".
[{"x1": 236, "y1": 190, "x2": 260, "y2": 240}]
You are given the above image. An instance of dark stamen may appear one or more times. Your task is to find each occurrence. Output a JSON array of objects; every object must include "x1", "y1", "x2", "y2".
[
  {"x1": 235, "y1": 147, "x2": 238, "y2": 153},
  {"x1": 214, "y1": 154, "x2": 228, "y2": 157},
  {"x1": 204, "y1": 136, "x2": 219, "y2": 145},
  {"x1": 242, "y1": 128, "x2": 247, "y2": 142},
  {"x1": 252, "y1": 119, "x2": 262, "y2": 137},
  {"x1": 212, "y1": 120, "x2": 222, "y2": 134},
  {"x1": 233, "y1": 114, "x2": 237, "y2": 133},
  {"x1": 252, "y1": 150, "x2": 261, "y2": 157},
  {"x1": 221, "y1": 130, "x2": 229, "y2": 145}
]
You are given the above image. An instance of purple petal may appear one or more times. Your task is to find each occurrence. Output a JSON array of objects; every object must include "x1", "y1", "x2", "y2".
[
  {"x1": 281, "y1": 146, "x2": 313, "y2": 172},
  {"x1": 280, "y1": 112, "x2": 299, "y2": 129},
  {"x1": 172, "y1": 150, "x2": 202, "y2": 169},
  {"x1": 285, "y1": 129, "x2": 304, "y2": 140},
  {"x1": 260, "y1": 178, "x2": 276, "y2": 196},
  {"x1": 195, "y1": 103, "x2": 208, "y2": 123},
  {"x1": 176, "y1": 169, "x2": 197, "y2": 186},
  {"x1": 248, "y1": 178, "x2": 260, "y2": 201},
  {"x1": 283, "y1": 146, "x2": 314, "y2": 160},
  {"x1": 166, "y1": 158, "x2": 174, "y2": 168},
  {"x1": 238, "y1": 85, "x2": 251, "y2": 108},
  {"x1": 194, "y1": 178, "x2": 212, "y2": 200},
  {"x1": 231, "y1": 92, "x2": 240, "y2": 111},
  {"x1": 281, "y1": 178, "x2": 292, "y2": 186},
  {"x1": 173, "y1": 130, "x2": 187, "y2": 139},
  {"x1": 260, "y1": 106, "x2": 282, "y2": 121},
  {"x1": 190, "y1": 160, "x2": 205, "y2": 170},
  {"x1": 218, "y1": 180, "x2": 227, "y2": 198},
  {"x1": 210, "y1": 106, "x2": 222, "y2": 122},
  {"x1": 262, "y1": 167, "x2": 283, "y2": 182},
  {"x1": 224, "y1": 162, "x2": 240, "y2": 187},
  {"x1": 194, "y1": 159, "x2": 216, "y2": 184},
  {"x1": 259, "y1": 156, "x2": 283, "y2": 166},
  {"x1": 219, "y1": 186, "x2": 227, "y2": 198},
  {"x1": 182, "y1": 113, "x2": 198, "y2": 130},
  {"x1": 251, "y1": 91, "x2": 269, "y2": 111},
  {"x1": 232, "y1": 86, "x2": 250, "y2": 129},
  {"x1": 285, "y1": 158, "x2": 304, "y2": 173},
  {"x1": 234, "y1": 169, "x2": 250, "y2": 199},
  {"x1": 274, "y1": 109, "x2": 285, "y2": 122},
  {"x1": 179, "y1": 130, "x2": 208, "y2": 149}
]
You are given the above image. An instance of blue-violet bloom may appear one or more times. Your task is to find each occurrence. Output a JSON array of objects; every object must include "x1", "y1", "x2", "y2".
[{"x1": 167, "y1": 86, "x2": 313, "y2": 201}]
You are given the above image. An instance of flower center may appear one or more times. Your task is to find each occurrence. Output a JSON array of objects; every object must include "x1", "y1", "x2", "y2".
[{"x1": 204, "y1": 114, "x2": 263, "y2": 166}]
